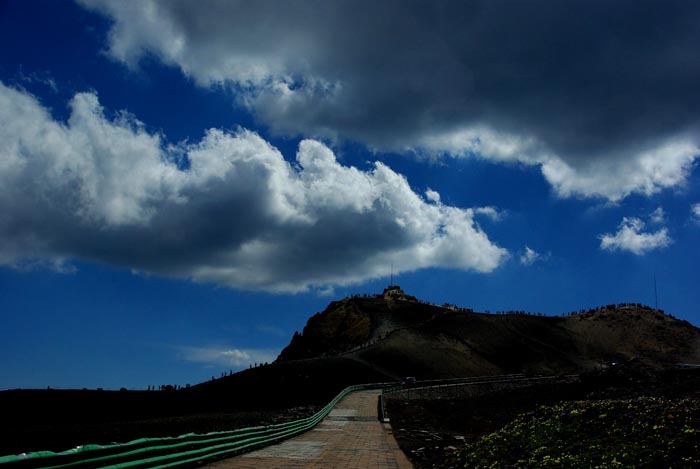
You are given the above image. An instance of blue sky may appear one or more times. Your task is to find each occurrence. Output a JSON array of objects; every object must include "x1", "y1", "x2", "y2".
[{"x1": 1, "y1": 0, "x2": 699, "y2": 390}]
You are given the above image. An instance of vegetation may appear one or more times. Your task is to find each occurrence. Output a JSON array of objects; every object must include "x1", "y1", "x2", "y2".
[{"x1": 454, "y1": 397, "x2": 700, "y2": 468}]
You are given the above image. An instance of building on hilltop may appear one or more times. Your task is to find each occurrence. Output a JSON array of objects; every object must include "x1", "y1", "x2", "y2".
[
  {"x1": 381, "y1": 285, "x2": 417, "y2": 301},
  {"x1": 383, "y1": 285, "x2": 404, "y2": 298}
]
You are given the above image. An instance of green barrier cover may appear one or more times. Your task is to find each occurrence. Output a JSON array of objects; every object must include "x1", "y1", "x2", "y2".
[{"x1": 0, "y1": 383, "x2": 390, "y2": 469}]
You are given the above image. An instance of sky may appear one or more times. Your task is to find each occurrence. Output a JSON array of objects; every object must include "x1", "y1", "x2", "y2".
[{"x1": 0, "y1": 0, "x2": 699, "y2": 390}]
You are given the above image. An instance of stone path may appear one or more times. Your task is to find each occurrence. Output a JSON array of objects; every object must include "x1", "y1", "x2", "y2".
[{"x1": 201, "y1": 390, "x2": 413, "y2": 469}]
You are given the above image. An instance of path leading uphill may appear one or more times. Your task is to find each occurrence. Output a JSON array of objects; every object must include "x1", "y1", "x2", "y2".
[{"x1": 201, "y1": 390, "x2": 413, "y2": 469}]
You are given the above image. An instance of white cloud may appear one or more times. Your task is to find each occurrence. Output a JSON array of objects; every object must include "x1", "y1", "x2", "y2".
[
  {"x1": 0, "y1": 82, "x2": 507, "y2": 292},
  {"x1": 179, "y1": 346, "x2": 277, "y2": 368},
  {"x1": 425, "y1": 188, "x2": 440, "y2": 204},
  {"x1": 691, "y1": 203, "x2": 700, "y2": 222},
  {"x1": 408, "y1": 126, "x2": 544, "y2": 165},
  {"x1": 599, "y1": 217, "x2": 672, "y2": 255},
  {"x1": 519, "y1": 246, "x2": 541, "y2": 266},
  {"x1": 412, "y1": 127, "x2": 698, "y2": 201},
  {"x1": 650, "y1": 207, "x2": 666, "y2": 224},
  {"x1": 540, "y1": 140, "x2": 698, "y2": 202},
  {"x1": 316, "y1": 286, "x2": 336, "y2": 297},
  {"x1": 76, "y1": 0, "x2": 700, "y2": 203},
  {"x1": 473, "y1": 206, "x2": 504, "y2": 222}
]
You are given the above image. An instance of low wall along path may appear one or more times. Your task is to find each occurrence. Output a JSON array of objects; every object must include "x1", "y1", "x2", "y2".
[{"x1": 201, "y1": 390, "x2": 412, "y2": 469}]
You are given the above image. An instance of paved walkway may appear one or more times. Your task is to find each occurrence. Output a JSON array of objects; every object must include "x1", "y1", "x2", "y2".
[{"x1": 201, "y1": 390, "x2": 413, "y2": 469}]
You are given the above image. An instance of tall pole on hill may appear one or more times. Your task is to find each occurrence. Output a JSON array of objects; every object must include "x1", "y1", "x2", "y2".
[
  {"x1": 654, "y1": 272, "x2": 658, "y2": 309},
  {"x1": 390, "y1": 263, "x2": 393, "y2": 286}
]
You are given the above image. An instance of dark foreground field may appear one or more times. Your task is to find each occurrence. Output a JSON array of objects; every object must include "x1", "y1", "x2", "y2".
[
  {"x1": 386, "y1": 367, "x2": 700, "y2": 468},
  {"x1": 0, "y1": 356, "x2": 389, "y2": 456},
  {"x1": 0, "y1": 397, "x2": 319, "y2": 457}
]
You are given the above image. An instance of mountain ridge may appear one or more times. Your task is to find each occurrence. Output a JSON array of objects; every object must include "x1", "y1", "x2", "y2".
[{"x1": 276, "y1": 286, "x2": 700, "y2": 378}]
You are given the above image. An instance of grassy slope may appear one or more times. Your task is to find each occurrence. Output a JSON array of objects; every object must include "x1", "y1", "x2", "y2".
[
  {"x1": 386, "y1": 368, "x2": 700, "y2": 469},
  {"x1": 455, "y1": 397, "x2": 700, "y2": 468}
]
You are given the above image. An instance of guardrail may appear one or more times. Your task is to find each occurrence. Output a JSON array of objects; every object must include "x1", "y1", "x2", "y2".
[
  {"x1": 383, "y1": 374, "x2": 579, "y2": 401},
  {"x1": 0, "y1": 383, "x2": 390, "y2": 469},
  {"x1": 381, "y1": 373, "x2": 527, "y2": 395},
  {"x1": 379, "y1": 374, "x2": 526, "y2": 422}
]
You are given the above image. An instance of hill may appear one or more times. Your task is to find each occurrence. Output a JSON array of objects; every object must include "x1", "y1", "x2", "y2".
[{"x1": 276, "y1": 286, "x2": 700, "y2": 378}]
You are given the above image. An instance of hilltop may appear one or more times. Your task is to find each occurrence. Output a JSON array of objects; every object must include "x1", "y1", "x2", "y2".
[{"x1": 277, "y1": 285, "x2": 700, "y2": 378}]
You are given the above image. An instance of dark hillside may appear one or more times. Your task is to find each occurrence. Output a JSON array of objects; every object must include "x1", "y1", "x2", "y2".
[
  {"x1": 0, "y1": 357, "x2": 389, "y2": 455},
  {"x1": 189, "y1": 356, "x2": 390, "y2": 409},
  {"x1": 277, "y1": 288, "x2": 700, "y2": 379},
  {"x1": 278, "y1": 287, "x2": 442, "y2": 361}
]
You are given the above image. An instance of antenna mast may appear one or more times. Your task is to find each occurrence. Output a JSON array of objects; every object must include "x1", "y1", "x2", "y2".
[
  {"x1": 654, "y1": 272, "x2": 658, "y2": 309},
  {"x1": 390, "y1": 263, "x2": 393, "y2": 285}
]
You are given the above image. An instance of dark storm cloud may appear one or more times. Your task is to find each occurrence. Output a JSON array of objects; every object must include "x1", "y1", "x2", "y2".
[{"x1": 80, "y1": 0, "x2": 700, "y2": 199}]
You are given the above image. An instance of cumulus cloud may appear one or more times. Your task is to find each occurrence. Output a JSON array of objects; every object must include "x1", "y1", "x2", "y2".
[
  {"x1": 473, "y1": 206, "x2": 504, "y2": 222},
  {"x1": 650, "y1": 207, "x2": 666, "y2": 224},
  {"x1": 519, "y1": 247, "x2": 541, "y2": 266},
  {"x1": 691, "y1": 203, "x2": 700, "y2": 223},
  {"x1": 179, "y1": 346, "x2": 277, "y2": 368},
  {"x1": 599, "y1": 217, "x2": 672, "y2": 255},
  {"x1": 425, "y1": 189, "x2": 440, "y2": 204},
  {"x1": 424, "y1": 190, "x2": 502, "y2": 221},
  {"x1": 78, "y1": 0, "x2": 700, "y2": 201},
  {"x1": 0, "y1": 82, "x2": 507, "y2": 292}
]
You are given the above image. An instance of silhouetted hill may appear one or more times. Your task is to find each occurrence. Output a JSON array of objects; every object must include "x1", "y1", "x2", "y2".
[
  {"x1": 276, "y1": 288, "x2": 700, "y2": 378},
  {"x1": 277, "y1": 286, "x2": 434, "y2": 361}
]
